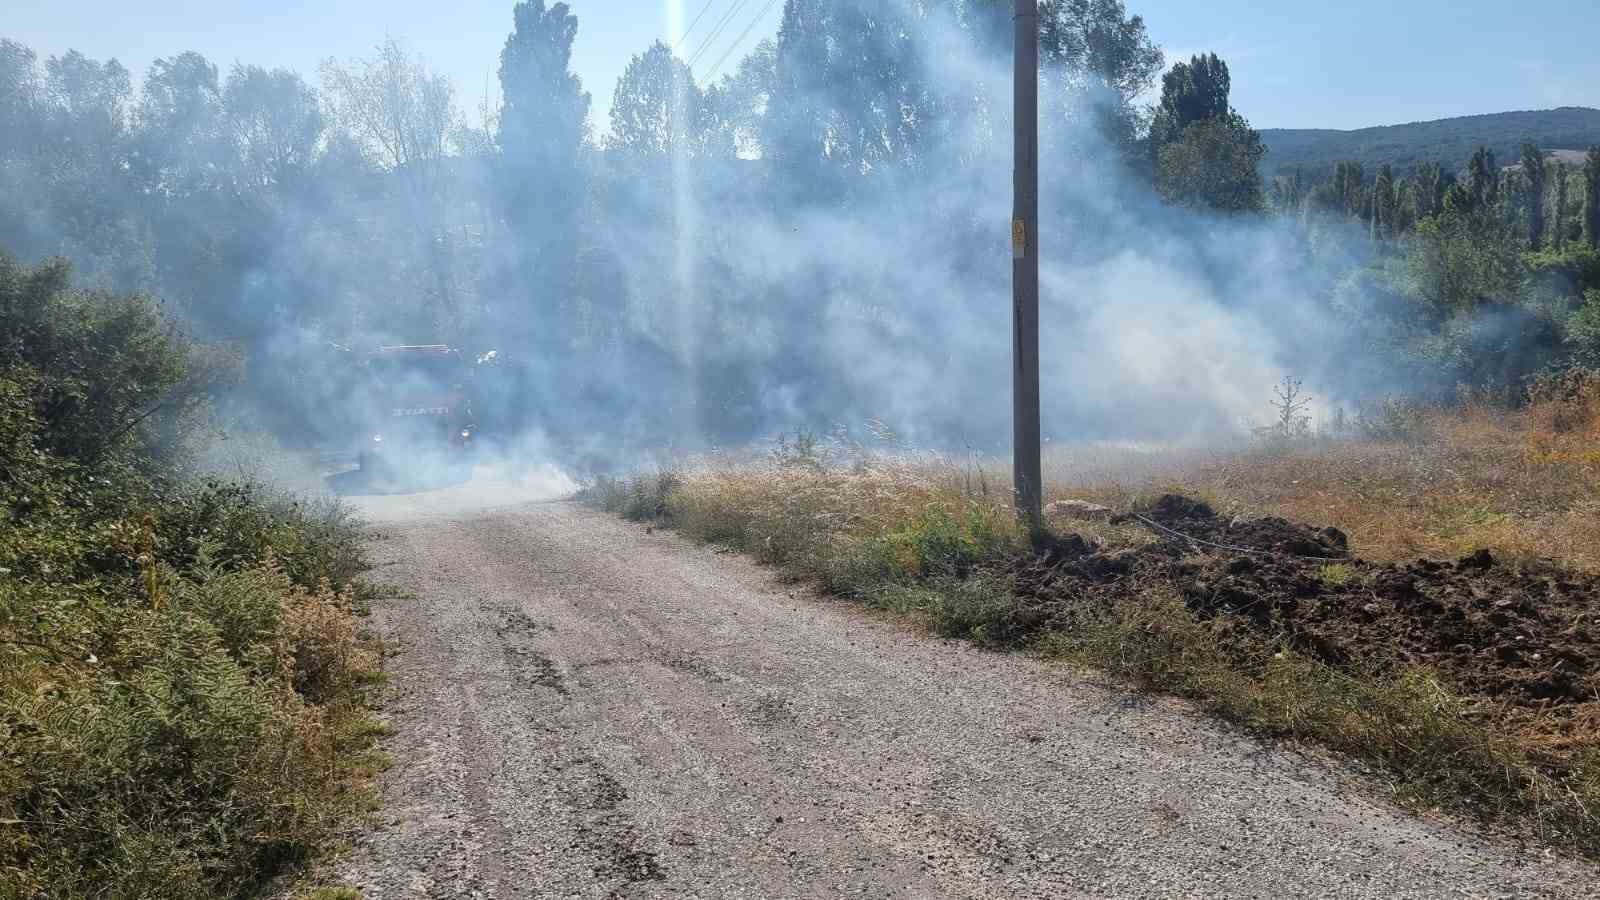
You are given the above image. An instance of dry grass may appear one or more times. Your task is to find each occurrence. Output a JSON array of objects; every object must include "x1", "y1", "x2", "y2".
[
  {"x1": 582, "y1": 395, "x2": 1600, "y2": 857},
  {"x1": 1164, "y1": 397, "x2": 1600, "y2": 566}
]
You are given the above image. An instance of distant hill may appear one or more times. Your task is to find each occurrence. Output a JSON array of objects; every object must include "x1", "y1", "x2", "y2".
[{"x1": 1259, "y1": 107, "x2": 1600, "y2": 178}]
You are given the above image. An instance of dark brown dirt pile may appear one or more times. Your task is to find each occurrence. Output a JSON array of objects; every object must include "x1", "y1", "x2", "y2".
[{"x1": 1014, "y1": 495, "x2": 1600, "y2": 735}]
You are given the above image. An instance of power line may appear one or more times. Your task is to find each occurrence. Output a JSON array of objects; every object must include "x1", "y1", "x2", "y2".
[
  {"x1": 686, "y1": 0, "x2": 751, "y2": 69},
  {"x1": 673, "y1": 0, "x2": 721, "y2": 51},
  {"x1": 702, "y1": 0, "x2": 781, "y2": 82},
  {"x1": 685, "y1": 0, "x2": 747, "y2": 68}
]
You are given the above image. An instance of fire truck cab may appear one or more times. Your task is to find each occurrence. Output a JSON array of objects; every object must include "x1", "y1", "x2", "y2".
[{"x1": 353, "y1": 344, "x2": 476, "y2": 476}]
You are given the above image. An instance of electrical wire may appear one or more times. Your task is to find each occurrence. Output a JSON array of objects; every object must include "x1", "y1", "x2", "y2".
[
  {"x1": 673, "y1": 0, "x2": 721, "y2": 51},
  {"x1": 686, "y1": 0, "x2": 751, "y2": 69},
  {"x1": 701, "y1": 0, "x2": 782, "y2": 82}
]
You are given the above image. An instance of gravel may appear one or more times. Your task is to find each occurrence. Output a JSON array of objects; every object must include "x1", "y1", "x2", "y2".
[{"x1": 336, "y1": 497, "x2": 1592, "y2": 898}]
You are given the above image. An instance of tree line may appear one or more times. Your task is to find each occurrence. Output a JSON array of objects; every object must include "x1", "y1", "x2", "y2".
[
  {"x1": 0, "y1": 1, "x2": 1178, "y2": 448},
  {"x1": 3, "y1": 0, "x2": 1595, "y2": 450}
]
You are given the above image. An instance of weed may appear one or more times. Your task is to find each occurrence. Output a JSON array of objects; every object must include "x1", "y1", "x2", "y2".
[
  {"x1": 1267, "y1": 375, "x2": 1313, "y2": 441},
  {"x1": 1316, "y1": 562, "x2": 1356, "y2": 585}
]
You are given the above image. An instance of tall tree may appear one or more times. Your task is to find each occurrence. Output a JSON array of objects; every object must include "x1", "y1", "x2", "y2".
[
  {"x1": 608, "y1": 41, "x2": 708, "y2": 161},
  {"x1": 1520, "y1": 141, "x2": 1545, "y2": 250},
  {"x1": 1310, "y1": 160, "x2": 1365, "y2": 219},
  {"x1": 708, "y1": 38, "x2": 776, "y2": 158},
  {"x1": 1584, "y1": 146, "x2": 1600, "y2": 250},
  {"x1": 0, "y1": 39, "x2": 41, "y2": 161},
  {"x1": 322, "y1": 39, "x2": 462, "y2": 331},
  {"x1": 1392, "y1": 178, "x2": 1417, "y2": 234},
  {"x1": 496, "y1": 1, "x2": 591, "y2": 343},
  {"x1": 43, "y1": 50, "x2": 131, "y2": 170},
  {"x1": 764, "y1": 0, "x2": 931, "y2": 193},
  {"x1": 221, "y1": 64, "x2": 323, "y2": 191},
  {"x1": 321, "y1": 40, "x2": 455, "y2": 176},
  {"x1": 1552, "y1": 161, "x2": 1569, "y2": 249},
  {"x1": 1148, "y1": 53, "x2": 1231, "y2": 154},
  {"x1": 1146, "y1": 52, "x2": 1263, "y2": 212},
  {"x1": 1415, "y1": 162, "x2": 1446, "y2": 221},
  {"x1": 1371, "y1": 164, "x2": 1394, "y2": 241},
  {"x1": 1039, "y1": 0, "x2": 1163, "y2": 155},
  {"x1": 135, "y1": 52, "x2": 222, "y2": 194},
  {"x1": 1467, "y1": 146, "x2": 1498, "y2": 210},
  {"x1": 764, "y1": 0, "x2": 832, "y2": 191},
  {"x1": 1155, "y1": 117, "x2": 1265, "y2": 213}
]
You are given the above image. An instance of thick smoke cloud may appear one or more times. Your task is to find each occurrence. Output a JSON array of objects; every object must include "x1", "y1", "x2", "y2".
[
  {"x1": 581, "y1": 9, "x2": 1379, "y2": 457},
  {"x1": 0, "y1": 4, "x2": 1403, "y2": 483}
]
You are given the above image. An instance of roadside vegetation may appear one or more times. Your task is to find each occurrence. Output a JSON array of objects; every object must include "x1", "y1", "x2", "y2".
[
  {"x1": 0, "y1": 253, "x2": 382, "y2": 898},
  {"x1": 583, "y1": 381, "x2": 1600, "y2": 859}
]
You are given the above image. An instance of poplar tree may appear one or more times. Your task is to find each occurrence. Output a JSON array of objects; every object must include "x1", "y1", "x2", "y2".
[
  {"x1": 1467, "y1": 146, "x2": 1497, "y2": 210},
  {"x1": 1520, "y1": 142, "x2": 1544, "y2": 249},
  {"x1": 1371, "y1": 164, "x2": 1394, "y2": 241},
  {"x1": 496, "y1": 1, "x2": 590, "y2": 310},
  {"x1": 1553, "y1": 161, "x2": 1569, "y2": 248},
  {"x1": 1584, "y1": 147, "x2": 1600, "y2": 250}
]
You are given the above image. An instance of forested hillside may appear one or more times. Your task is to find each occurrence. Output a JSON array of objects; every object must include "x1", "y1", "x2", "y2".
[{"x1": 1261, "y1": 107, "x2": 1600, "y2": 178}]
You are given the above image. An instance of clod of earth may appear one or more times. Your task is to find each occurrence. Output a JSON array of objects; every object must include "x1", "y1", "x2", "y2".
[{"x1": 1014, "y1": 494, "x2": 1600, "y2": 759}]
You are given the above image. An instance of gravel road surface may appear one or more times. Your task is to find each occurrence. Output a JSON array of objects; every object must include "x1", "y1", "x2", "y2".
[{"x1": 336, "y1": 483, "x2": 1591, "y2": 898}]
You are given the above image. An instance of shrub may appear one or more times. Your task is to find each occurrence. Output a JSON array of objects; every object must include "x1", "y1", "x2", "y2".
[
  {"x1": 1353, "y1": 394, "x2": 1432, "y2": 441},
  {"x1": 0, "y1": 255, "x2": 379, "y2": 897},
  {"x1": 0, "y1": 568, "x2": 380, "y2": 898}
]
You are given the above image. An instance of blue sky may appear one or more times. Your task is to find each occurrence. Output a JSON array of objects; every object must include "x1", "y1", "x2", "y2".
[{"x1": 8, "y1": 0, "x2": 1598, "y2": 134}]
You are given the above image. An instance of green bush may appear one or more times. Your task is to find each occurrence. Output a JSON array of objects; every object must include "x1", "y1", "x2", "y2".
[
  {"x1": 0, "y1": 253, "x2": 235, "y2": 474},
  {"x1": 0, "y1": 254, "x2": 379, "y2": 898}
]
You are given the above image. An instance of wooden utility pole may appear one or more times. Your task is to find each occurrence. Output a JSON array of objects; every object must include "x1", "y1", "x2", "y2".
[{"x1": 1012, "y1": 0, "x2": 1042, "y2": 531}]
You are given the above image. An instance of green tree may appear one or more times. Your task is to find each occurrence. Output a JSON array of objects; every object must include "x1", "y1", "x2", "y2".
[
  {"x1": 495, "y1": 0, "x2": 591, "y2": 353},
  {"x1": 1145, "y1": 52, "x2": 1263, "y2": 212},
  {"x1": 1584, "y1": 146, "x2": 1600, "y2": 249},
  {"x1": 1148, "y1": 52, "x2": 1231, "y2": 156},
  {"x1": 1271, "y1": 167, "x2": 1304, "y2": 214},
  {"x1": 1040, "y1": 0, "x2": 1164, "y2": 155},
  {"x1": 608, "y1": 41, "x2": 710, "y2": 161},
  {"x1": 1371, "y1": 164, "x2": 1395, "y2": 241},
  {"x1": 43, "y1": 49, "x2": 131, "y2": 160},
  {"x1": 764, "y1": 0, "x2": 930, "y2": 192},
  {"x1": 1308, "y1": 160, "x2": 1365, "y2": 219},
  {"x1": 322, "y1": 39, "x2": 462, "y2": 332},
  {"x1": 1520, "y1": 141, "x2": 1545, "y2": 249},
  {"x1": 1405, "y1": 201, "x2": 1525, "y2": 317},
  {"x1": 1155, "y1": 117, "x2": 1265, "y2": 212},
  {"x1": 707, "y1": 38, "x2": 776, "y2": 158},
  {"x1": 1415, "y1": 162, "x2": 1446, "y2": 221},
  {"x1": 134, "y1": 52, "x2": 222, "y2": 194},
  {"x1": 1467, "y1": 146, "x2": 1498, "y2": 210},
  {"x1": 221, "y1": 64, "x2": 323, "y2": 191},
  {"x1": 1392, "y1": 179, "x2": 1418, "y2": 234},
  {"x1": 1552, "y1": 161, "x2": 1569, "y2": 248},
  {"x1": 0, "y1": 39, "x2": 41, "y2": 161}
]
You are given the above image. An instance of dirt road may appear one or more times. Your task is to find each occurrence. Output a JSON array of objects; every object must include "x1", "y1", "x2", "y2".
[{"x1": 337, "y1": 487, "x2": 1589, "y2": 898}]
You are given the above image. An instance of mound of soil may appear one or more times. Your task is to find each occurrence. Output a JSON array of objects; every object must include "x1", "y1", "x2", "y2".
[
  {"x1": 1015, "y1": 494, "x2": 1600, "y2": 723},
  {"x1": 1121, "y1": 493, "x2": 1351, "y2": 558}
]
